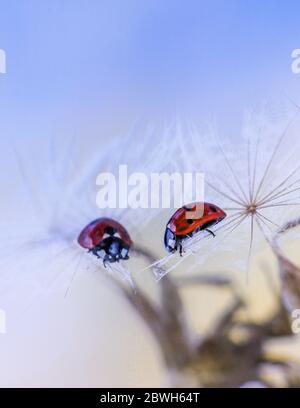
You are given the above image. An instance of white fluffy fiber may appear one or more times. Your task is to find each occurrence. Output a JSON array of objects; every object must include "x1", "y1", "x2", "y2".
[{"x1": 1, "y1": 103, "x2": 300, "y2": 303}]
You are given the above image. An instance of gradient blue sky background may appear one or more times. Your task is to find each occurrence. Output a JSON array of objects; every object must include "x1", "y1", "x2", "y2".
[{"x1": 1, "y1": 0, "x2": 300, "y2": 140}]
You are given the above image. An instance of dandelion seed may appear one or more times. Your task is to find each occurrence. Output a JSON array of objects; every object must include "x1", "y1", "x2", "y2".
[
  {"x1": 188, "y1": 106, "x2": 300, "y2": 273},
  {"x1": 151, "y1": 105, "x2": 300, "y2": 278},
  {"x1": 2, "y1": 122, "x2": 196, "y2": 310},
  {"x1": 3, "y1": 107, "x2": 300, "y2": 293}
]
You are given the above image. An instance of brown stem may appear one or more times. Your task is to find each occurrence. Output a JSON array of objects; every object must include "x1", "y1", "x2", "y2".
[
  {"x1": 273, "y1": 217, "x2": 300, "y2": 311},
  {"x1": 104, "y1": 244, "x2": 194, "y2": 370}
]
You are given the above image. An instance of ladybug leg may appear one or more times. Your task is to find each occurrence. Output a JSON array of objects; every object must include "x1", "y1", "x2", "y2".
[
  {"x1": 205, "y1": 229, "x2": 216, "y2": 238},
  {"x1": 89, "y1": 248, "x2": 100, "y2": 258},
  {"x1": 103, "y1": 254, "x2": 110, "y2": 268}
]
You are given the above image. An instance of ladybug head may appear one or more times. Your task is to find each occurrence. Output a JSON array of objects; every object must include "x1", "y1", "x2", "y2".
[
  {"x1": 164, "y1": 228, "x2": 177, "y2": 253},
  {"x1": 93, "y1": 236, "x2": 130, "y2": 263}
]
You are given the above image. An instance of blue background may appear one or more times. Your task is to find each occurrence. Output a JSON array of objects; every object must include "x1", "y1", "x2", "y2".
[{"x1": 1, "y1": 0, "x2": 300, "y2": 139}]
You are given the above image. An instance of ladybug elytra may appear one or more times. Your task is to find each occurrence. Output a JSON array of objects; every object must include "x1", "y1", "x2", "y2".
[
  {"x1": 164, "y1": 202, "x2": 226, "y2": 255},
  {"x1": 78, "y1": 218, "x2": 132, "y2": 266}
]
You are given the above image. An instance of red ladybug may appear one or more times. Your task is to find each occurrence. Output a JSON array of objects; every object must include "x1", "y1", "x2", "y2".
[
  {"x1": 164, "y1": 202, "x2": 226, "y2": 255},
  {"x1": 78, "y1": 218, "x2": 132, "y2": 266}
]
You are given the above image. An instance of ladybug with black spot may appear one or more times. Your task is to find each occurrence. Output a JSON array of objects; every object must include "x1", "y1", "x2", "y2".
[
  {"x1": 164, "y1": 202, "x2": 226, "y2": 255},
  {"x1": 78, "y1": 218, "x2": 132, "y2": 266}
]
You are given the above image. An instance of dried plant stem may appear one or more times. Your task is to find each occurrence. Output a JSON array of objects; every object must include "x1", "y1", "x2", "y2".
[
  {"x1": 104, "y1": 245, "x2": 194, "y2": 371},
  {"x1": 273, "y1": 217, "x2": 300, "y2": 311},
  {"x1": 102, "y1": 239, "x2": 300, "y2": 387}
]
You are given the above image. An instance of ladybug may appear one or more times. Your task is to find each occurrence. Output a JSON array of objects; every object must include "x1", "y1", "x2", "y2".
[
  {"x1": 78, "y1": 218, "x2": 132, "y2": 266},
  {"x1": 164, "y1": 202, "x2": 226, "y2": 255}
]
